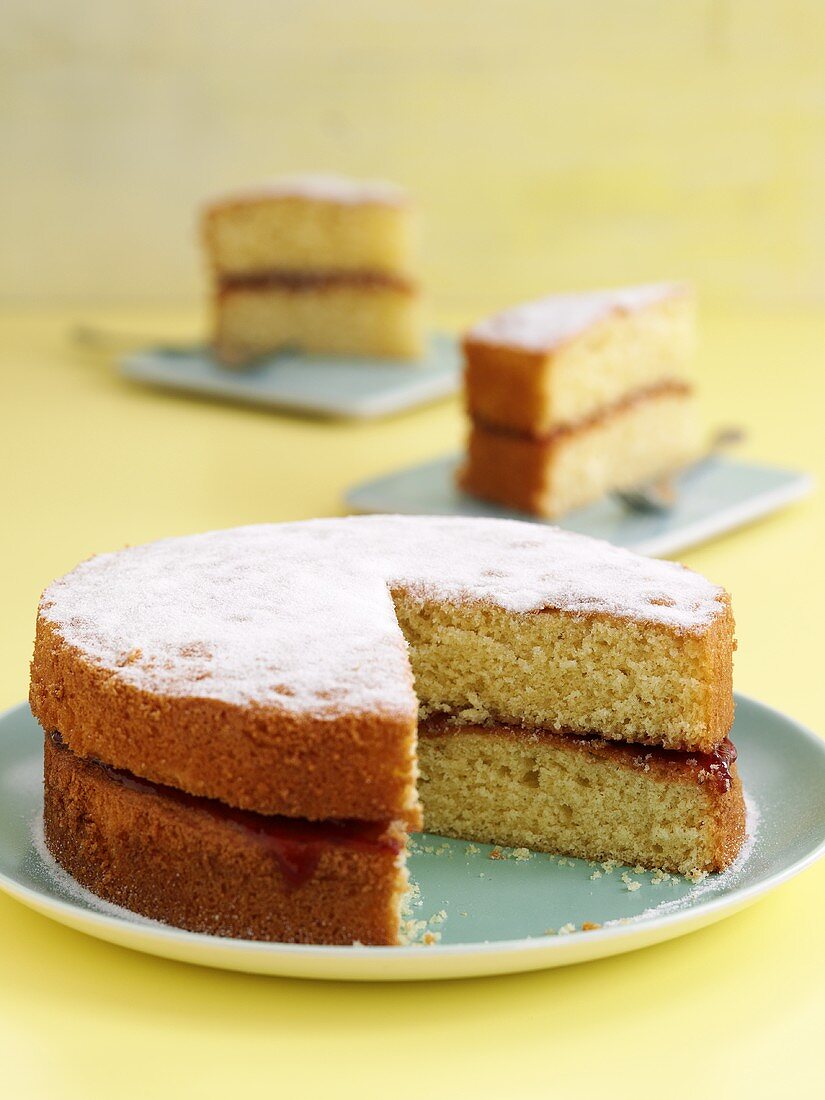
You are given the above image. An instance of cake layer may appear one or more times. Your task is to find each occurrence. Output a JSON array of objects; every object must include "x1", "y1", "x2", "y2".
[
  {"x1": 460, "y1": 385, "x2": 704, "y2": 518},
  {"x1": 213, "y1": 278, "x2": 424, "y2": 364},
  {"x1": 418, "y1": 722, "x2": 745, "y2": 873},
  {"x1": 464, "y1": 283, "x2": 694, "y2": 434},
  {"x1": 393, "y1": 584, "x2": 733, "y2": 753},
  {"x1": 44, "y1": 733, "x2": 408, "y2": 945},
  {"x1": 32, "y1": 615, "x2": 421, "y2": 827},
  {"x1": 30, "y1": 518, "x2": 733, "y2": 824},
  {"x1": 202, "y1": 174, "x2": 417, "y2": 279}
]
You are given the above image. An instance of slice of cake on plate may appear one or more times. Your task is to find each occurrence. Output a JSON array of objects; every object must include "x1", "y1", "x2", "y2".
[
  {"x1": 459, "y1": 283, "x2": 703, "y2": 516},
  {"x1": 30, "y1": 516, "x2": 743, "y2": 946},
  {"x1": 202, "y1": 174, "x2": 424, "y2": 365}
]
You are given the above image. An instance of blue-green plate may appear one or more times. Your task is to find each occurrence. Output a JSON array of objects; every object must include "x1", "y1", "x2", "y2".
[
  {"x1": 119, "y1": 334, "x2": 460, "y2": 420},
  {"x1": 0, "y1": 697, "x2": 823, "y2": 981},
  {"x1": 345, "y1": 454, "x2": 813, "y2": 557}
]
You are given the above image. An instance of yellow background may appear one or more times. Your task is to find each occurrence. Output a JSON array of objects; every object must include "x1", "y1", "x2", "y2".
[
  {"x1": 1, "y1": 3, "x2": 824, "y2": 1098},
  {"x1": 5, "y1": 0, "x2": 825, "y2": 311}
]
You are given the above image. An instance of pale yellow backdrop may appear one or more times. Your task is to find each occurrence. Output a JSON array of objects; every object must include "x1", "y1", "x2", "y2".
[
  {"x1": 4, "y1": 0, "x2": 825, "y2": 309},
  {"x1": 2, "y1": 6, "x2": 825, "y2": 1100}
]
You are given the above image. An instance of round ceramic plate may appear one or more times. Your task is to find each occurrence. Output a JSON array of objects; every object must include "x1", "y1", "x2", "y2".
[{"x1": 1, "y1": 696, "x2": 823, "y2": 981}]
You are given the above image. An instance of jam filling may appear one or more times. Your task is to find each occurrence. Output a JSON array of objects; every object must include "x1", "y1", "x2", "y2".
[
  {"x1": 49, "y1": 732, "x2": 401, "y2": 889},
  {"x1": 218, "y1": 268, "x2": 414, "y2": 296},
  {"x1": 419, "y1": 720, "x2": 737, "y2": 794},
  {"x1": 471, "y1": 381, "x2": 694, "y2": 443},
  {"x1": 626, "y1": 738, "x2": 738, "y2": 793}
]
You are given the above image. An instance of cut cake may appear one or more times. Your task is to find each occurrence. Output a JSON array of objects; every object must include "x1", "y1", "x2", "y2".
[{"x1": 30, "y1": 516, "x2": 743, "y2": 945}]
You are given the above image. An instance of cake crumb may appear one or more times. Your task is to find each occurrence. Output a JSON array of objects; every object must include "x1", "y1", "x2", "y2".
[
  {"x1": 685, "y1": 868, "x2": 708, "y2": 884},
  {"x1": 633, "y1": 865, "x2": 646, "y2": 875},
  {"x1": 422, "y1": 931, "x2": 441, "y2": 945},
  {"x1": 590, "y1": 870, "x2": 602, "y2": 881},
  {"x1": 558, "y1": 922, "x2": 576, "y2": 935},
  {"x1": 512, "y1": 847, "x2": 532, "y2": 861},
  {"x1": 400, "y1": 918, "x2": 428, "y2": 943},
  {"x1": 625, "y1": 881, "x2": 641, "y2": 892},
  {"x1": 465, "y1": 843, "x2": 480, "y2": 856},
  {"x1": 581, "y1": 921, "x2": 602, "y2": 931},
  {"x1": 400, "y1": 881, "x2": 423, "y2": 918},
  {"x1": 429, "y1": 909, "x2": 448, "y2": 924},
  {"x1": 489, "y1": 846, "x2": 504, "y2": 860},
  {"x1": 601, "y1": 860, "x2": 619, "y2": 873}
]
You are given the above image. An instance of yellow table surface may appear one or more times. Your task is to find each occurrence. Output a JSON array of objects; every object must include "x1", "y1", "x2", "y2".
[{"x1": 1, "y1": 306, "x2": 823, "y2": 1099}]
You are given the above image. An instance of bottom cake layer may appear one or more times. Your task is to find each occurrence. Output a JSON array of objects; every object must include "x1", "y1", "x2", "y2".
[
  {"x1": 43, "y1": 714, "x2": 746, "y2": 945},
  {"x1": 43, "y1": 733, "x2": 408, "y2": 945},
  {"x1": 214, "y1": 276, "x2": 424, "y2": 364},
  {"x1": 417, "y1": 721, "x2": 745, "y2": 873},
  {"x1": 459, "y1": 387, "x2": 703, "y2": 517}
]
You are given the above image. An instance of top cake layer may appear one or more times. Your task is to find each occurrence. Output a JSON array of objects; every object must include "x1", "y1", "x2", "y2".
[
  {"x1": 37, "y1": 516, "x2": 727, "y2": 716},
  {"x1": 202, "y1": 174, "x2": 417, "y2": 279},
  {"x1": 467, "y1": 283, "x2": 686, "y2": 354},
  {"x1": 31, "y1": 518, "x2": 734, "y2": 821},
  {"x1": 463, "y1": 282, "x2": 696, "y2": 434}
]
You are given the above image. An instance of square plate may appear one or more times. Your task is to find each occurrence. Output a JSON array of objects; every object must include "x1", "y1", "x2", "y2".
[
  {"x1": 120, "y1": 334, "x2": 460, "y2": 420},
  {"x1": 344, "y1": 454, "x2": 813, "y2": 557}
]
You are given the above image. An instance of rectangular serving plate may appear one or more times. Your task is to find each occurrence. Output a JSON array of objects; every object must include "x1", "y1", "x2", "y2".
[
  {"x1": 344, "y1": 454, "x2": 813, "y2": 557},
  {"x1": 120, "y1": 334, "x2": 461, "y2": 420}
]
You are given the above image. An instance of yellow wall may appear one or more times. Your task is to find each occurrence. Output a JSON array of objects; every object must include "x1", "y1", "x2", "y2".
[{"x1": 4, "y1": 0, "x2": 825, "y2": 310}]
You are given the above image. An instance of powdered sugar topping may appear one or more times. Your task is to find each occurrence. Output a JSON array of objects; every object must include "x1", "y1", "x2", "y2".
[
  {"x1": 211, "y1": 173, "x2": 408, "y2": 208},
  {"x1": 467, "y1": 283, "x2": 686, "y2": 353},
  {"x1": 40, "y1": 516, "x2": 726, "y2": 717}
]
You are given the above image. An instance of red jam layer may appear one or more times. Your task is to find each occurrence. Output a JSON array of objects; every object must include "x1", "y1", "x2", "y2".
[
  {"x1": 218, "y1": 268, "x2": 414, "y2": 296},
  {"x1": 625, "y1": 738, "x2": 738, "y2": 793},
  {"x1": 471, "y1": 381, "x2": 694, "y2": 443},
  {"x1": 49, "y1": 732, "x2": 401, "y2": 889},
  {"x1": 419, "y1": 720, "x2": 737, "y2": 794}
]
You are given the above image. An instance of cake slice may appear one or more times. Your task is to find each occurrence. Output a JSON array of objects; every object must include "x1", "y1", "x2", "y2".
[
  {"x1": 460, "y1": 283, "x2": 704, "y2": 516},
  {"x1": 202, "y1": 175, "x2": 424, "y2": 364}
]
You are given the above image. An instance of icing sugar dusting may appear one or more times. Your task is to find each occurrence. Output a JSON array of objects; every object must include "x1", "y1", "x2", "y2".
[
  {"x1": 40, "y1": 516, "x2": 727, "y2": 717},
  {"x1": 212, "y1": 173, "x2": 407, "y2": 208},
  {"x1": 32, "y1": 813, "x2": 167, "y2": 929},
  {"x1": 467, "y1": 282, "x2": 686, "y2": 352}
]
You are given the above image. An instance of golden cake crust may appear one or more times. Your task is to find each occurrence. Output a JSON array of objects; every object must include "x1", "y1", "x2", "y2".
[
  {"x1": 43, "y1": 734, "x2": 407, "y2": 945},
  {"x1": 31, "y1": 617, "x2": 422, "y2": 828}
]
